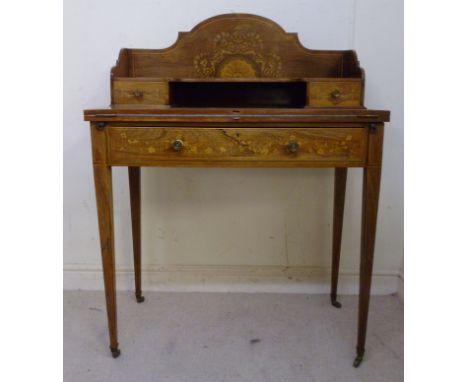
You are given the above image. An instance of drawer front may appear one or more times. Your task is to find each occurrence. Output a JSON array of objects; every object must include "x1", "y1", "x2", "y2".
[
  {"x1": 108, "y1": 127, "x2": 367, "y2": 166},
  {"x1": 112, "y1": 80, "x2": 169, "y2": 105},
  {"x1": 308, "y1": 80, "x2": 362, "y2": 107}
]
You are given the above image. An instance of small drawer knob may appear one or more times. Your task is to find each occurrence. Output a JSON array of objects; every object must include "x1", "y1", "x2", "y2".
[
  {"x1": 287, "y1": 142, "x2": 300, "y2": 154},
  {"x1": 172, "y1": 139, "x2": 184, "y2": 151},
  {"x1": 330, "y1": 89, "x2": 342, "y2": 100},
  {"x1": 133, "y1": 90, "x2": 144, "y2": 98}
]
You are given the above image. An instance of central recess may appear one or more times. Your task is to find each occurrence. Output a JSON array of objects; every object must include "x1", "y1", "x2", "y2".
[{"x1": 169, "y1": 81, "x2": 307, "y2": 108}]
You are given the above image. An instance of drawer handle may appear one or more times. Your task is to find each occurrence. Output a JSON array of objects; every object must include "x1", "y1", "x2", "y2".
[
  {"x1": 330, "y1": 89, "x2": 342, "y2": 100},
  {"x1": 133, "y1": 90, "x2": 144, "y2": 98},
  {"x1": 172, "y1": 139, "x2": 184, "y2": 151},
  {"x1": 286, "y1": 142, "x2": 300, "y2": 154}
]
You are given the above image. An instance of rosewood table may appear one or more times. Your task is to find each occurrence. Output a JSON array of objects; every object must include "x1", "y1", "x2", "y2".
[{"x1": 84, "y1": 14, "x2": 390, "y2": 367}]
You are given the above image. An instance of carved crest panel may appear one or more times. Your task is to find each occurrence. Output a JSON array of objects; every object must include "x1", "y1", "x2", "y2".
[{"x1": 194, "y1": 31, "x2": 282, "y2": 78}]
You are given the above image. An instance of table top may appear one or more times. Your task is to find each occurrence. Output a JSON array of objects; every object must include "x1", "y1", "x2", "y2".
[{"x1": 84, "y1": 106, "x2": 390, "y2": 124}]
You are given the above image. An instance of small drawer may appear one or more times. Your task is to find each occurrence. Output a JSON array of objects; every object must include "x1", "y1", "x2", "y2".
[
  {"x1": 112, "y1": 80, "x2": 169, "y2": 105},
  {"x1": 308, "y1": 80, "x2": 362, "y2": 107},
  {"x1": 108, "y1": 127, "x2": 367, "y2": 166}
]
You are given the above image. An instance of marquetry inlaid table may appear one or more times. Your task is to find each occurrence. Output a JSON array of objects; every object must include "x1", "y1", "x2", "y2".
[{"x1": 84, "y1": 14, "x2": 389, "y2": 367}]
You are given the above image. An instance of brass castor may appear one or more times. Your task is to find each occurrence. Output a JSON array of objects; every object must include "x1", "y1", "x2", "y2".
[
  {"x1": 330, "y1": 295, "x2": 342, "y2": 308},
  {"x1": 331, "y1": 299, "x2": 342, "y2": 308},
  {"x1": 136, "y1": 292, "x2": 145, "y2": 303},
  {"x1": 110, "y1": 346, "x2": 121, "y2": 358},
  {"x1": 353, "y1": 354, "x2": 364, "y2": 368}
]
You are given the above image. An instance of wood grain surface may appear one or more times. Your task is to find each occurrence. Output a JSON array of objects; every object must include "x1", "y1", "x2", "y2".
[{"x1": 111, "y1": 14, "x2": 361, "y2": 79}]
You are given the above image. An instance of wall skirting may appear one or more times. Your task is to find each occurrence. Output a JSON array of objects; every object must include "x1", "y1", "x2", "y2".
[
  {"x1": 64, "y1": 265, "x2": 400, "y2": 295},
  {"x1": 397, "y1": 269, "x2": 404, "y2": 301}
]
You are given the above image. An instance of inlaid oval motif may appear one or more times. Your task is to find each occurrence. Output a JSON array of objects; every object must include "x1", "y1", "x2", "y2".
[
  {"x1": 193, "y1": 31, "x2": 282, "y2": 78},
  {"x1": 217, "y1": 57, "x2": 258, "y2": 78}
]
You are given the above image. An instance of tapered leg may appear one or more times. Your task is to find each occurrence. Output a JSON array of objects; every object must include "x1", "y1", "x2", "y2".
[
  {"x1": 93, "y1": 165, "x2": 120, "y2": 358},
  {"x1": 331, "y1": 168, "x2": 347, "y2": 308},
  {"x1": 128, "y1": 167, "x2": 144, "y2": 303},
  {"x1": 353, "y1": 166, "x2": 382, "y2": 367}
]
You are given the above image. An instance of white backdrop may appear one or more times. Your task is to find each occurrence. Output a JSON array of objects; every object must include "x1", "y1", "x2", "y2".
[{"x1": 64, "y1": 0, "x2": 403, "y2": 294}]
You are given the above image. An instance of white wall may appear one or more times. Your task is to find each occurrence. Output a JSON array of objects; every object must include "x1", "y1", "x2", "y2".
[{"x1": 64, "y1": 0, "x2": 403, "y2": 294}]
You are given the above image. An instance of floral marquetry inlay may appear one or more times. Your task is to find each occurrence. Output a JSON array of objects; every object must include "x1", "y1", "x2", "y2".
[
  {"x1": 108, "y1": 127, "x2": 366, "y2": 166},
  {"x1": 193, "y1": 31, "x2": 282, "y2": 78}
]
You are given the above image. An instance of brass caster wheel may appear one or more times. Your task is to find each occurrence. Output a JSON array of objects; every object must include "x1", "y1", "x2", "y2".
[
  {"x1": 353, "y1": 354, "x2": 363, "y2": 368},
  {"x1": 330, "y1": 295, "x2": 342, "y2": 308},
  {"x1": 110, "y1": 347, "x2": 121, "y2": 358},
  {"x1": 331, "y1": 299, "x2": 342, "y2": 308}
]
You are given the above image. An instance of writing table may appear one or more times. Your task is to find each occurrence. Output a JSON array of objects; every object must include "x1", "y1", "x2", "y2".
[{"x1": 84, "y1": 14, "x2": 390, "y2": 367}]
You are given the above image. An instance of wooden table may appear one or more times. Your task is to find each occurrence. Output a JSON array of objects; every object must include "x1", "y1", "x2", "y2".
[{"x1": 84, "y1": 14, "x2": 390, "y2": 367}]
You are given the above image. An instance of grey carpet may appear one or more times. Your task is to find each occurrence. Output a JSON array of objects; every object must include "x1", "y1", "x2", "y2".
[{"x1": 64, "y1": 291, "x2": 403, "y2": 382}]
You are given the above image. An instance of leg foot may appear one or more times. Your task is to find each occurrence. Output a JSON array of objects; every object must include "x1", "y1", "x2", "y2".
[
  {"x1": 330, "y1": 294, "x2": 342, "y2": 308},
  {"x1": 110, "y1": 346, "x2": 121, "y2": 358},
  {"x1": 331, "y1": 299, "x2": 342, "y2": 309},
  {"x1": 136, "y1": 292, "x2": 145, "y2": 303},
  {"x1": 353, "y1": 348, "x2": 365, "y2": 368},
  {"x1": 353, "y1": 354, "x2": 363, "y2": 368}
]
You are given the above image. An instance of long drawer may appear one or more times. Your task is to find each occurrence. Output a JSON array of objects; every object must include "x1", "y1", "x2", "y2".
[{"x1": 107, "y1": 127, "x2": 368, "y2": 167}]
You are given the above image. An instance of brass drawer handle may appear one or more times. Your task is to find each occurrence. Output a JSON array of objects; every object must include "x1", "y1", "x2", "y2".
[
  {"x1": 330, "y1": 89, "x2": 342, "y2": 100},
  {"x1": 172, "y1": 139, "x2": 184, "y2": 151},
  {"x1": 133, "y1": 90, "x2": 144, "y2": 98},
  {"x1": 286, "y1": 142, "x2": 300, "y2": 154}
]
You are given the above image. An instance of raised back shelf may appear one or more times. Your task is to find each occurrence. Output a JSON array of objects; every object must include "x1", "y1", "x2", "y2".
[{"x1": 110, "y1": 14, "x2": 364, "y2": 108}]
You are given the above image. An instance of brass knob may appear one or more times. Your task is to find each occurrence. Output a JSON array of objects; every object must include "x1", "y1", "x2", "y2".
[
  {"x1": 172, "y1": 139, "x2": 184, "y2": 151},
  {"x1": 287, "y1": 142, "x2": 300, "y2": 154},
  {"x1": 133, "y1": 90, "x2": 144, "y2": 98},
  {"x1": 330, "y1": 89, "x2": 341, "y2": 100}
]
